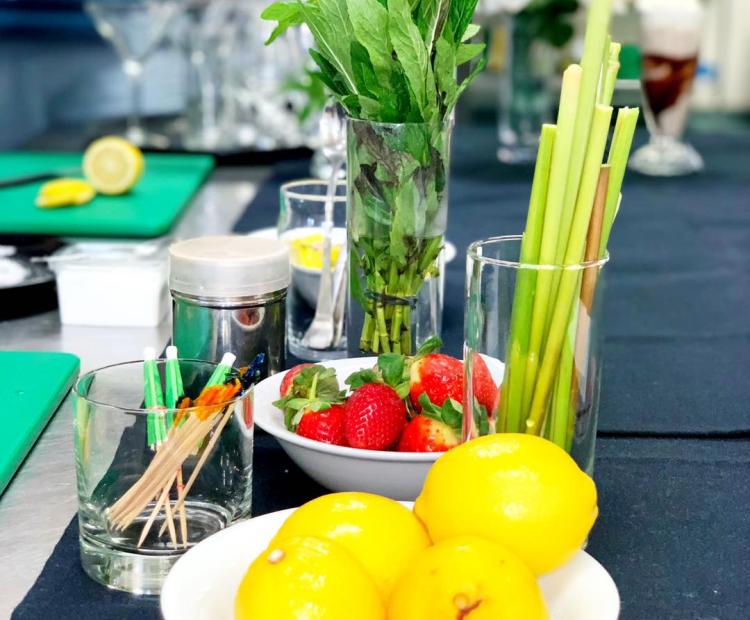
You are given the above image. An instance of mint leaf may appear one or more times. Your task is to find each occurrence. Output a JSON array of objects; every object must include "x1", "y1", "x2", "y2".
[
  {"x1": 348, "y1": 0, "x2": 392, "y2": 81},
  {"x1": 434, "y1": 33, "x2": 456, "y2": 111},
  {"x1": 456, "y1": 42, "x2": 485, "y2": 66},
  {"x1": 388, "y1": 0, "x2": 431, "y2": 120},
  {"x1": 448, "y1": 0, "x2": 480, "y2": 44},
  {"x1": 462, "y1": 23, "x2": 480, "y2": 42},
  {"x1": 261, "y1": 2, "x2": 305, "y2": 44}
]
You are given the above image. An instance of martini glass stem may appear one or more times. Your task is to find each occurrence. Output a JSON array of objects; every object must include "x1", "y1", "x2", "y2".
[{"x1": 124, "y1": 58, "x2": 146, "y2": 144}]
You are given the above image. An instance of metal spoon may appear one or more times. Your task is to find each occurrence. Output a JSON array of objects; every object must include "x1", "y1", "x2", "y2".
[{"x1": 302, "y1": 101, "x2": 346, "y2": 350}]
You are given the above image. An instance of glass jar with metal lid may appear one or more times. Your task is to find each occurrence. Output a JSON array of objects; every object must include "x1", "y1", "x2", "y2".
[{"x1": 169, "y1": 235, "x2": 290, "y2": 375}]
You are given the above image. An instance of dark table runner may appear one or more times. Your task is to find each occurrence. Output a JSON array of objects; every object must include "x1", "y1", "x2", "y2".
[
  {"x1": 13, "y1": 125, "x2": 750, "y2": 618},
  {"x1": 13, "y1": 434, "x2": 750, "y2": 620}
]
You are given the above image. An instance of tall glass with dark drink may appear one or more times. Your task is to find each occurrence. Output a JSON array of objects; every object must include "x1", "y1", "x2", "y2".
[{"x1": 630, "y1": 0, "x2": 704, "y2": 176}]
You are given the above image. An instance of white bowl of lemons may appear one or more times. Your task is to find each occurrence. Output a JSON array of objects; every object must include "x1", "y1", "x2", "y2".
[{"x1": 162, "y1": 438, "x2": 619, "y2": 620}]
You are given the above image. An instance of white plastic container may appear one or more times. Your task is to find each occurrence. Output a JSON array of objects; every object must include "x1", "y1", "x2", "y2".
[{"x1": 48, "y1": 242, "x2": 169, "y2": 327}]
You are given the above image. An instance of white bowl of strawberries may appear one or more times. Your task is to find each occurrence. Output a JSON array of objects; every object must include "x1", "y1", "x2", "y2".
[{"x1": 253, "y1": 340, "x2": 502, "y2": 501}]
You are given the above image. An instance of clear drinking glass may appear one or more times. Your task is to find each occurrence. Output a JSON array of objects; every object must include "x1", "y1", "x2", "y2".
[
  {"x1": 85, "y1": 0, "x2": 180, "y2": 147},
  {"x1": 279, "y1": 180, "x2": 348, "y2": 361},
  {"x1": 463, "y1": 237, "x2": 608, "y2": 474},
  {"x1": 629, "y1": 0, "x2": 704, "y2": 176},
  {"x1": 74, "y1": 359, "x2": 253, "y2": 594}
]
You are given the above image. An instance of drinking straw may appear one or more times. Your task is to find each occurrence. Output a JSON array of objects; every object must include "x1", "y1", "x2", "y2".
[
  {"x1": 206, "y1": 352, "x2": 237, "y2": 387},
  {"x1": 499, "y1": 124, "x2": 556, "y2": 433},
  {"x1": 143, "y1": 347, "x2": 165, "y2": 449},
  {"x1": 164, "y1": 345, "x2": 187, "y2": 545},
  {"x1": 164, "y1": 346, "x2": 184, "y2": 426}
]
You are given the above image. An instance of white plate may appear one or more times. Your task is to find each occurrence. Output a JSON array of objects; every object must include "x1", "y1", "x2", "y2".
[{"x1": 161, "y1": 505, "x2": 620, "y2": 620}]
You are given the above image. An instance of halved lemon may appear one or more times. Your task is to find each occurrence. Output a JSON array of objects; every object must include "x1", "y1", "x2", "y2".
[
  {"x1": 36, "y1": 178, "x2": 96, "y2": 209},
  {"x1": 82, "y1": 136, "x2": 144, "y2": 195}
]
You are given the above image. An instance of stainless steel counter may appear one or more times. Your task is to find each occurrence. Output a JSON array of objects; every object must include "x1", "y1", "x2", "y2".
[{"x1": 0, "y1": 166, "x2": 268, "y2": 618}]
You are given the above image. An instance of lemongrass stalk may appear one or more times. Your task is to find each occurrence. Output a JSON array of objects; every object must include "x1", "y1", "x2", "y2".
[
  {"x1": 500, "y1": 124, "x2": 556, "y2": 433},
  {"x1": 600, "y1": 42, "x2": 621, "y2": 106},
  {"x1": 143, "y1": 347, "x2": 165, "y2": 448},
  {"x1": 553, "y1": 0, "x2": 612, "y2": 269},
  {"x1": 521, "y1": 66, "x2": 582, "y2": 417},
  {"x1": 549, "y1": 296, "x2": 580, "y2": 447},
  {"x1": 526, "y1": 104, "x2": 613, "y2": 435},
  {"x1": 600, "y1": 107, "x2": 639, "y2": 256}
]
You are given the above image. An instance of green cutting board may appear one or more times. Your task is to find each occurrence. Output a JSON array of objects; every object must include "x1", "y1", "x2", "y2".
[
  {"x1": 0, "y1": 351, "x2": 79, "y2": 495},
  {"x1": 0, "y1": 152, "x2": 214, "y2": 238}
]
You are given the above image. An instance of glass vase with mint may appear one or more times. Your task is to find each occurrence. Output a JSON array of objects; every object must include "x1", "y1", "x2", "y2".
[{"x1": 263, "y1": 0, "x2": 486, "y2": 355}]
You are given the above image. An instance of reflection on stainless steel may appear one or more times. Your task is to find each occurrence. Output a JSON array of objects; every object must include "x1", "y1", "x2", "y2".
[
  {"x1": 0, "y1": 166, "x2": 268, "y2": 617},
  {"x1": 172, "y1": 290, "x2": 286, "y2": 374}
]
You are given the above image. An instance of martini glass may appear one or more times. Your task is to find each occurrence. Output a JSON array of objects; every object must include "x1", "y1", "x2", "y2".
[{"x1": 85, "y1": 0, "x2": 181, "y2": 147}]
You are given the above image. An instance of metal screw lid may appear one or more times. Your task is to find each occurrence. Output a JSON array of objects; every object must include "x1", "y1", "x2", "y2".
[{"x1": 169, "y1": 235, "x2": 290, "y2": 299}]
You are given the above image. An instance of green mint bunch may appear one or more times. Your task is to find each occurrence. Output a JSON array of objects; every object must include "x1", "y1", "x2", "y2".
[
  {"x1": 262, "y1": 0, "x2": 486, "y2": 124},
  {"x1": 263, "y1": 0, "x2": 486, "y2": 356}
]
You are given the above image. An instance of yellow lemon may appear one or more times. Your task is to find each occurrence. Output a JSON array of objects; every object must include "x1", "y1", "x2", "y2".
[
  {"x1": 82, "y1": 136, "x2": 144, "y2": 195},
  {"x1": 235, "y1": 535, "x2": 384, "y2": 620},
  {"x1": 388, "y1": 535, "x2": 548, "y2": 620},
  {"x1": 289, "y1": 232, "x2": 341, "y2": 270},
  {"x1": 270, "y1": 492, "x2": 430, "y2": 600},
  {"x1": 414, "y1": 433, "x2": 598, "y2": 575},
  {"x1": 35, "y1": 178, "x2": 95, "y2": 208}
]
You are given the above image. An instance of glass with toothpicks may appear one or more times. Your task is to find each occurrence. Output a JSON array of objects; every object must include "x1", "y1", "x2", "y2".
[{"x1": 74, "y1": 358, "x2": 253, "y2": 594}]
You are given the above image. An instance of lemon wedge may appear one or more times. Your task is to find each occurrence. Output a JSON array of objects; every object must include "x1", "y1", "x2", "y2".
[
  {"x1": 289, "y1": 233, "x2": 341, "y2": 270},
  {"x1": 36, "y1": 178, "x2": 96, "y2": 209},
  {"x1": 82, "y1": 136, "x2": 144, "y2": 195}
]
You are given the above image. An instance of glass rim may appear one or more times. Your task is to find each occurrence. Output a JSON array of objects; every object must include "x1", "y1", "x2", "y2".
[
  {"x1": 346, "y1": 116, "x2": 454, "y2": 129},
  {"x1": 281, "y1": 179, "x2": 347, "y2": 203},
  {"x1": 467, "y1": 235, "x2": 610, "y2": 271},
  {"x1": 73, "y1": 358, "x2": 248, "y2": 415}
]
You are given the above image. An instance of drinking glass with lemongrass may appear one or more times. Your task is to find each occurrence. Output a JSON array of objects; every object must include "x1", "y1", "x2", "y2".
[{"x1": 464, "y1": 0, "x2": 639, "y2": 471}]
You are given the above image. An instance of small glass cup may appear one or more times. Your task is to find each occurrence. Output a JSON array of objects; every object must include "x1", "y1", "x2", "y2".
[
  {"x1": 629, "y1": 0, "x2": 704, "y2": 176},
  {"x1": 463, "y1": 237, "x2": 608, "y2": 474},
  {"x1": 74, "y1": 359, "x2": 253, "y2": 594},
  {"x1": 279, "y1": 180, "x2": 348, "y2": 360}
]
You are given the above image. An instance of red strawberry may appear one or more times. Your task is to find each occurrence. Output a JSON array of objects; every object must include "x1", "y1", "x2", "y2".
[
  {"x1": 297, "y1": 404, "x2": 347, "y2": 446},
  {"x1": 398, "y1": 416, "x2": 459, "y2": 452},
  {"x1": 471, "y1": 353, "x2": 499, "y2": 417},
  {"x1": 279, "y1": 363, "x2": 314, "y2": 397},
  {"x1": 344, "y1": 384, "x2": 407, "y2": 450},
  {"x1": 409, "y1": 353, "x2": 463, "y2": 412}
]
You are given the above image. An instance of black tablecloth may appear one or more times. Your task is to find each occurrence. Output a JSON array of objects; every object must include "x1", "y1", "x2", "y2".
[
  {"x1": 13, "y1": 125, "x2": 750, "y2": 619},
  {"x1": 13, "y1": 434, "x2": 750, "y2": 620}
]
